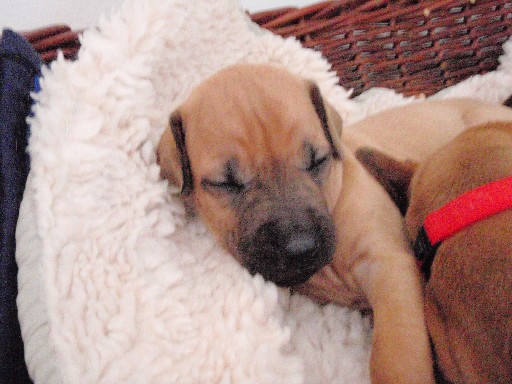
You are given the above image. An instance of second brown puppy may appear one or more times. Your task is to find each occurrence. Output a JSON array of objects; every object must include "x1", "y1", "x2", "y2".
[{"x1": 357, "y1": 121, "x2": 512, "y2": 384}]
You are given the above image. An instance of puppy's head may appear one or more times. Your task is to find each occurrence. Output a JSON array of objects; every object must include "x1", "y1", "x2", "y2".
[{"x1": 157, "y1": 64, "x2": 344, "y2": 286}]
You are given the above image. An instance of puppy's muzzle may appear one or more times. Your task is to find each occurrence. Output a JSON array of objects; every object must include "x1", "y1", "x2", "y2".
[{"x1": 240, "y1": 208, "x2": 336, "y2": 287}]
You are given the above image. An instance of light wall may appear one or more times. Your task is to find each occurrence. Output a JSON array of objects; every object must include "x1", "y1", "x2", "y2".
[
  {"x1": 0, "y1": 0, "x2": 318, "y2": 31},
  {"x1": 240, "y1": 0, "x2": 318, "y2": 13}
]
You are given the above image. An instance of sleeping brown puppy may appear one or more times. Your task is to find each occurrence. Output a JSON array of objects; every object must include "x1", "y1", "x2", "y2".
[
  {"x1": 356, "y1": 121, "x2": 512, "y2": 384},
  {"x1": 157, "y1": 63, "x2": 512, "y2": 384}
]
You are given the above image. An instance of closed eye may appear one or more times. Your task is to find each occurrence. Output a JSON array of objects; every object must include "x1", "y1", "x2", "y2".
[
  {"x1": 308, "y1": 154, "x2": 330, "y2": 171},
  {"x1": 201, "y1": 177, "x2": 246, "y2": 194},
  {"x1": 306, "y1": 152, "x2": 331, "y2": 176},
  {"x1": 202, "y1": 158, "x2": 248, "y2": 195}
]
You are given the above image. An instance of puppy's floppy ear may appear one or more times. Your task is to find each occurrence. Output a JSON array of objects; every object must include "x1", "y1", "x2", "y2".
[
  {"x1": 156, "y1": 110, "x2": 194, "y2": 195},
  {"x1": 356, "y1": 147, "x2": 418, "y2": 215},
  {"x1": 503, "y1": 94, "x2": 512, "y2": 108},
  {"x1": 308, "y1": 82, "x2": 343, "y2": 159}
]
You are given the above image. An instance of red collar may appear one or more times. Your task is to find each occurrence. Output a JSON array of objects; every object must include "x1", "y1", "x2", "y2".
[{"x1": 414, "y1": 176, "x2": 512, "y2": 279}]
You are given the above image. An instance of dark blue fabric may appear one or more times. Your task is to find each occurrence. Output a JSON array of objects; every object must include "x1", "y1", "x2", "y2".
[{"x1": 1, "y1": 29, "x2": 40, "y2": 384}]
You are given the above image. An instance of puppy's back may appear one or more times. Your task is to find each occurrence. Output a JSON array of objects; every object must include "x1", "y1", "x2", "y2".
[
  {"x1": 409, "y1": 121, "x2": 512, "y2": 218},
  {"x1": 418, "y1": 121, "x2": 512, "y2": 384}
]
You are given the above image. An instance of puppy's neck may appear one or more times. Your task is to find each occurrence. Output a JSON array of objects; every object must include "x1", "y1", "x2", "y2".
[{"x1": 331, "y1": 148, "x2": 415, "y2": 295}]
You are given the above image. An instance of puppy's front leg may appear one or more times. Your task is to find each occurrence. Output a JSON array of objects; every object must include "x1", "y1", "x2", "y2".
[
  {"x1": 334, "y1": 156, "x2": 435, "y2": 384},
  {"x1": 360, "y1": 254, "x2": 434, "y2": 384}
]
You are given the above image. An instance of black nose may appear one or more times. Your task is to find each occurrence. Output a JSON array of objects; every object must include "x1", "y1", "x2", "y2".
[
  {"x1": 256, "y1": 220, "x2": 319, "y2": 260},
  {"x1": 246, "y1": 215, "x2": 334, "y2": 286}
]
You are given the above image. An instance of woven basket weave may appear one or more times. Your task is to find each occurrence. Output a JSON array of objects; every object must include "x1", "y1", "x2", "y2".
[
  {"x1": 22, "y1": 24, "x2": 81, "y2": 63},
  {"x1": 23, "y1": 0, "x2": 512, "y2": 96},
  {"x1": 251, "y1": 0, "x2": 512, "y2": 96}
]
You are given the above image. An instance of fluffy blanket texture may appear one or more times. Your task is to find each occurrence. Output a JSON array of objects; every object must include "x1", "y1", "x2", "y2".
[{"x1": 15, "y1": 0, "x2": 512, "y2": 383}]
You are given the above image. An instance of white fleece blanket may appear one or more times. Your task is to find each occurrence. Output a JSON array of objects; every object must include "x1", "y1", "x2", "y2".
[{"x1": 15, "y1": 0, "x2": 512, "y2": 383}]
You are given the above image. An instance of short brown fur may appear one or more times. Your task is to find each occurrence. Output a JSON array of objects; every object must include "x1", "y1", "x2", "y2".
[
  {"x1": 357, "y1": 122, "x2": 512, "y2": 384},
  {"x1": 157, "y1": 63, "x2": 512, "y2": 384}
]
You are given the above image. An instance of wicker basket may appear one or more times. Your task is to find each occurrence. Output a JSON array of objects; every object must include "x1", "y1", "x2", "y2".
[
  {"x1": 22, "y1": 24, "x2": 81, "y2": 63},
  {"x1": 251, "y1": 0, "x2": 512, "y2": 96},
  {"x1": 22, "y1": 0, "x2": 512, "y2": 97}
]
